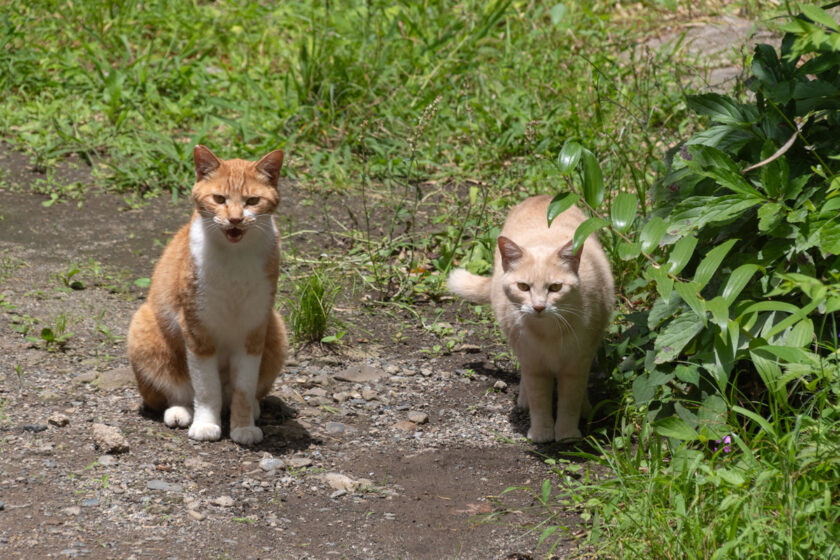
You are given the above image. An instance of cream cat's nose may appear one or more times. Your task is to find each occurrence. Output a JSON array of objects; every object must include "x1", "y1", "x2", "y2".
[
  {"x1": 229, "y1": 217, "x2": 243, "y2": 225},
  {"x1": 533, "y1": 304, "x2": 546, "y2": 313}
]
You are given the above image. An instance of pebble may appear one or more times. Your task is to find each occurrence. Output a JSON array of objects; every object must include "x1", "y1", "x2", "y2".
[
  {"x1": 0, "y1": 500, "x2": 4, "y2": 511},
  {"x1": 407, "y1": 411, "x2": 429, "y2": 425},
  {"x1": 393, "y1": 420, "x2": 417, "y2": 432},
  {"x1": 330, "y1": 490, "x2": 347, "y2": 499},
  {"x1": 324, "y1": 422, "x2": 350, "y2": 435},
  {"x1": 187, "y1": 510, "x2": 206, "y2": 521},
  {"x1": 98, "y1": 367, "x2": 136, "y2": 391},
  {"x1": 304, "y1": 387, "x2": 328, "y2": 398},
  {"x1": 494, "y1": 380, "x2": 508, "y2": 391},
  {"x1": 384, "y1": 512, "x2": 396, "y2": 520},
  {"x1": 332, "y1": 392, "x2": 350, "y2": 403},
  {"x1": 287, "y1": 457, "x2": 313, "y2": 469},
  {"x1": 81, "y1": 498, "x2": 99, "y2": 507},
  {"x1": 211, "y1": 496, "x2": 234, "y2": 508},
  {"x1": 22, "y1": 424, "x2": 47, "y2": 433},
  {"x1": 333, "y1": 364, "x2": 387, "y2": 383},
  {"x1": 91, "y1": 423, "x2": 130, "y2": 454},
  {"x1": 62, "y1": 506, "x2": 81, "y2": 516},
  {"x1": 48, "y1": 413, "x2": 70, "y2": 427},
  {"x1": 259, "y1": 457, "x2": 285, "y2": 472},
  {"x1": 361, "y1": 389, "x2": 378, "y2": 401},
  {"x1": 97, "y1": 455, "x2": 117, "y2": 467},
  {"x1": 146, "y1": 480, "x2": 183, "y2": 493}
]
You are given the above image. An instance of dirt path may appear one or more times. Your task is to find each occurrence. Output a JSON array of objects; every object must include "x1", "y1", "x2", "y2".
[{"x1": 0, "y1": 146, "x2": 575, "y2": 560}]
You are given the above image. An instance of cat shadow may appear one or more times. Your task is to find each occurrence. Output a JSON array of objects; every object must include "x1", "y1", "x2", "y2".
[{"x1": 138, "y1": 395, "x2": 317, "y2": 453}]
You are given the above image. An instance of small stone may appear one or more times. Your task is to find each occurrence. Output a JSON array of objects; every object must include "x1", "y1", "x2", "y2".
[
  {"x1": 72, "y1": 371, "x2": 98, "y2": 385},
  {"x1": 361, "y1": 389, "x2": 378, "y2": 401},
  {"x1": 407, "y1": 411, "x2": 429, "y2": 425},
  {"x1": 62, "y1": 506, "x2": 81, "y2": 516},
  {"x1": 259, "y1": 457, "x2": 285, "y2": 472},
  {"x1": 330, "y1": 490, "x2": 347, "y2": 499},
  {"x1": 333, "y1": 365, "x2": 387, "y2": 383},
  {"x1": 184, "y1": 457, "x2": 211, "y2": 470},
  {"x1": 393, "y1": 420, "x2": 417, "y2": 432},
  {"x1": 146, "y1": 480, "x2": 183, "y2": 493},
  {"x1": 188, "y1": 510, "x2": 206, "y2": 521},
  {"x1": 332, "y1": 392, "x2": 350, "y2": 403},
  {"x1": 99, "y1": 367, "x2": 136, "y2": 391},
  {"x1": 81, "y1": 498, "x2": 99, "y2": 507},
  {"x1": 48, "y1": 413, "x2": 70, "y2": 427},
  {"x1": 22, "y1": 424, "x2": 47, "y2": 433},
  {"x1": 97, "y1": 455, "x2": 117, "y2": 467},
  {"x1": 92, "y1": 423, "x2": 129, "y2": 454},
  {"x1": 493, "y1": 380, "x2": 508, "y2": 391},
  {"x1": 211, "y1": 496, "x2": 234, "y2": 508},
  {"x1": 384, "y1": 512, "x2": 396, "y2": 520},
  {"x1": 39, "y1": 390, "x2": 61, "y2": 402},
  {"x1": 287, "y1": 457, "x2": 313, "y2": 469},
  {"x1": 324, "y1": 422, "x2": 353, "y2": 436},
  {"x1": 304, "y1": 387, "x2": 328, "y2": 398},
  {"x1": 321, "y1": 472, "x2": 373, "y2": 492},
  {"x1": 454, "y1": 343, "x2": 481, "y2": 353},
  {"x1": 0, "y1": 501, "x2": 4, "y2": 511}
]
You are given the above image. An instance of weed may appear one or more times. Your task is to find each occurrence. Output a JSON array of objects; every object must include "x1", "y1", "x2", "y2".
[{"x1": 284, "y1": 268, "x2": 342, "y2": 345}]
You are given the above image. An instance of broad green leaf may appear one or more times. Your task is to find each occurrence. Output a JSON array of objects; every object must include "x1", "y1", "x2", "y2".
[
  {"x1": 757, "y1": 202, "x2": 784, "y2": 232},
  {"x1": 572, "y1": 217, "x2": 608, "y2": 253},
  {"x1": 675, "y1": 281, "x2": 706, "y2": 321},
  {"x1": 697, "y1": 394, "x2": 728, "y2": 440},
  {"x1": 668, "y1": 195, "x2": 759, "y2": 237},
  {"x1": 818, "y1": 219, "x2": 840, "y2": 255},
  {"x1": 609, "y1": 192, "x2": 637, "y2": 233},
  {"x1": 685, "y1": 93, "x2": 757, "y2": 126},
  {"x1": 786, "y1": 319, "x2": 814, "y2": 348},
  {"x1": 683, "y1": 145, "x2": 763, "y2": 199},
  {"x1": 732, "y1": 406, "x2": 778, "y2": 439},
  {"x1": 749, "y1": 351, "x2": 785, "y2": 404},
  {"x1": 617, "y1": 240, "x2": 641, "y2": 260},
  {"x1": 134, "y1": 277, "x2": 151, "y2": 288},
  {"x1": 721, "y1": 264, "x2": 758, "y2": 304},
  {"x1": 706, "y1": 296, "x2": 730, "y2": 333},
  {"x1": 668, "y1": 236, "x2": 698, "y2": 275},
  {"x1": 801, "y1": 5, "x2": 840, "y2": 31},
  {"x1": 547, "y1": 192, "x2": 580, "y2": 225},
  {"x1": 654, "y1": 312, "x2": 705, "y2": 364},
  {"x1": 541, "y1": 479, "x2": 551, "y2": 504},
  {"x1": 693, "y1": 239, "x2": 738, "y2": 289},
  {"x1": 674, "y1": 364, "x2": 700, "y2": 385},
  {"x1": 753, "y1": 344, "x2": 814, "y2": 364},
  {"x1": 645, "y1": 266, "x2": 674, "y2": 300},
  {"x1": 556, "y1": 140, "x2": 582, "y2": 174},
  {"x1": 654, "y1": 416, "x2": 698, "y2": 440},
  {"x1": 640, "y1": 216, "x2": 667, "y2": 253},
  {"x1": 716, "y1": 468, "x2": 746, "y2": 487},
  {"x1": 548, "y1": 3, "x2": 567, "y2": 26},
  {"x1": 581, "y1": 149, "x2": 604, "y2": 208},
  {"x1": 740, "y1": 300, "x2": 800, "y2": 316}
]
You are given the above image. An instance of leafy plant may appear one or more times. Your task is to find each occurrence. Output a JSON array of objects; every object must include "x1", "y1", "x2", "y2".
[{"x1": 285, "y1": 268, "x2": 342, "y2": 345}]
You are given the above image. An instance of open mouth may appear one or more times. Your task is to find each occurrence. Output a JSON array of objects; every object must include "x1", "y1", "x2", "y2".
[{"x1": 224, "y1": 227, "x2": 244, "y2": 243}]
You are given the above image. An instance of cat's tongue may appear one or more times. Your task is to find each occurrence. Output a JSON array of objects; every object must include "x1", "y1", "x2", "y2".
[{"x1": 225, "y1": 228, "x2": 244, "y2": 243}]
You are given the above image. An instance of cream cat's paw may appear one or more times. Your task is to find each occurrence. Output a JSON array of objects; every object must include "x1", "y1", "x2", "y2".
[
  {"x1": 527, "y1": 425, "x2": 556, "y2": 443},
  {"x1": 188, "y1": 422, "x2": 222, "y2": 441},
  {"x1": 554, "y1": 426, "x2": 583, "y2": 441},
  {"x1": 231, "y1": 426, "x2": 263, "y2": 446},
  {"x1": 163, "y1": 406, "x2": 192, "y2": 428}
]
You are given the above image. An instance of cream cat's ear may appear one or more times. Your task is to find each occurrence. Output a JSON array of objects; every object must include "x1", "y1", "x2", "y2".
[
  {"x1": 194, "y1": 145, "x2": 222, "y2": 182},
  {"x1": 498, "y1": 236, "x2": 524, "y2": 272},
  {"x1": 558, "y1": 239, "x2": 583, "y2": 272},
  {"x1": 254, "y1": 150, "x2": 285, "y2": 188}
]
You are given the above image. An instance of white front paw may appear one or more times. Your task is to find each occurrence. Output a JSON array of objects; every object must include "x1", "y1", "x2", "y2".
[
  {"x1": 164, "y1": 406, "x2": 192, "y2": 428},
  {"x1": 231, "y1": 426, "x2": 263, "y2": 446},
  {"x1": 554, "y1": 425, "x2": 583, "y2": 441},
  {"x1": 527, "y1": 424, "x2": 555, "y2": 443},
  {"x1": 189, "y1": 422, "x2": 222, "y2": 441}
]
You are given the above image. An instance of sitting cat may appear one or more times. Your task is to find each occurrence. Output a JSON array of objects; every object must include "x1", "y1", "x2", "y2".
[
  {"x1": 127, "y1": 145, "x2": 289, "y2": 445},
  {"x1": 448, "y1": 194, "x2": 614, "y2": 442}
]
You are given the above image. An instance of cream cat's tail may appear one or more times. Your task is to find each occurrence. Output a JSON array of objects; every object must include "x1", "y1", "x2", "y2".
[{"x1": 447, "y1": 268, "x2": 492, "y2": 304}]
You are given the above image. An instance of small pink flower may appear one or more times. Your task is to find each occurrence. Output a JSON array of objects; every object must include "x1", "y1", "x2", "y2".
[{"x1": 713, "y1": 435, "x2": 732, "y2": 453}]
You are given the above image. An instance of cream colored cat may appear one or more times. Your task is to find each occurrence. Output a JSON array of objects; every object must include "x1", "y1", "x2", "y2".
[
  {"x1": 448, "y1": 194, "x2": 614, "y2": 442},
  {"x1": 127, "y1": 145, "x2": 288, "y2": 445}
]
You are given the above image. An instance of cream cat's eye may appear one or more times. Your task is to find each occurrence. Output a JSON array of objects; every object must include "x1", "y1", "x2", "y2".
[
  {"x1": 548, "y1": 283, "x2": 563, "y2": 292},
  {"x1": 212, "y1": 194, "x2": 226, "y2": 204},
  {"x1": 517, "y1": 282, "x2": 530, "y2": 292},
  {"x1": 245, "y1": 196, "x2": 260, "y2": 206}
]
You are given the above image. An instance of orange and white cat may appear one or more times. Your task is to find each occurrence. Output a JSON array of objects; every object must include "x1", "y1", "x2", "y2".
[
  {"x1": 127, "y1": 145, "x2": 288, "y2": 445},
  {"x1": 448, "y1": 195, "x2": 614, "y2": 442}
]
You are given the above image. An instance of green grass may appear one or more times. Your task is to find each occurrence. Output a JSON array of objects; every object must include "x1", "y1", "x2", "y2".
[{"x1": 5, "y1": 0, "x2": 836, "y2": 557}]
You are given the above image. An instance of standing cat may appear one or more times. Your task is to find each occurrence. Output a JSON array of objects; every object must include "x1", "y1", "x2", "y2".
[
  {"x1": 448, "y1": 194, "x2": 614, "y2": 442},
  {"x1": 127, "y1": 145, "x2": 289, "y2": 445}
]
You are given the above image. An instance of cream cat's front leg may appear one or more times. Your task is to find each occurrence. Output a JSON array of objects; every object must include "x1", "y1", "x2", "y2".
[
  {"x1": 520, "y1": 366, "x2": 556, "y2": 443},
  {"x1": 228, "y1": 353, "x2": 263, "y2": 445},
  {"x1": 187, "y1": 351, "x2": 223, "y2": 441}
]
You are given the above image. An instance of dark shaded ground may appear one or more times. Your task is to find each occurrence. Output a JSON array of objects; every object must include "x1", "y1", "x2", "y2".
[{"x1": 0, "y1": 145, "x2": 579, "y2": 560}]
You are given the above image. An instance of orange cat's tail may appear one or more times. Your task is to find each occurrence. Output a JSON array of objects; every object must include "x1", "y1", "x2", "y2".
[{"x1": 447, "y1": 268, "x2": 492, "y2": 304}]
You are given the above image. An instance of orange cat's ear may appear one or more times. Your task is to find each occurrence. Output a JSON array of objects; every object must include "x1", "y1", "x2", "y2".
[
  {"x1": 194, "y1": 145, "x2": 221, "y2": 182},
  {"x1": 254, "y1": 150, "x2": 284, "y2": 188},
  {"x1": 498, "y1": 236, "x2": 524, "y2": 272},
  {"x1": 558, "y1": 239, "x2": 583, "y2": 272}
]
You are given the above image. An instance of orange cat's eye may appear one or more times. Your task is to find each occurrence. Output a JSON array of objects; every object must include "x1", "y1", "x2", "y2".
[
  {"x1": 517, "y1": 282, "x2": 530, "y2": 292},
  {"x1": 245, "y1": 196, "x2": 260, "y2": 206},
  {"x1": 548, "y1": 283, "x2": 563, "y2": 292},
  {"x1": 212, "y1": 194, "x2": 226, "y2": 204}
]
